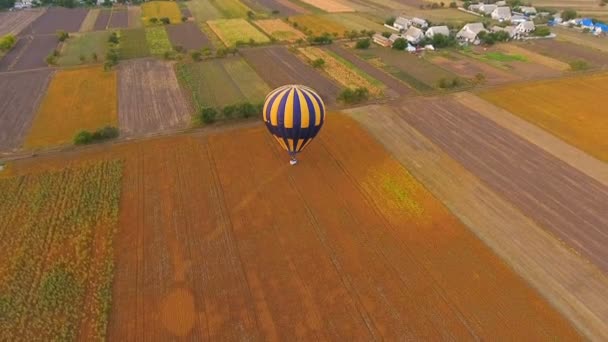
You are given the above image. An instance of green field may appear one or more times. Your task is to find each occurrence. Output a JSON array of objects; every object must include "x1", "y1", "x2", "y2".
[
  {"x1": 210, "y1": 0, "x2": 252, "y2": 18},
  {"x1": 145, "y1": 26, "x2": 172, "y2": 55},
  {"x1": 187, "y1": 0, "x2": 223, "y2": 22},
  {"x1": 119, "y1": 29, "x2": 150, "y2": 59},
  {"x1": 58, "y1": 31, "x2": 111, "y2": 66},
  {"x1": 176, "y1": 57, "x2": 270, "y2": 110},
  {"x1": 484, "y1": 52, "x2": 527, "y2": 62},
  {"x1": 208, "y1": 19, "x2": 270, "y2": 47}
]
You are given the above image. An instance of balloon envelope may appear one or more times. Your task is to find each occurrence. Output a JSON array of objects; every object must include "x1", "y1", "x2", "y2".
[{"x1": 262, "y1": 84, "x2": 325, "y2": 154}]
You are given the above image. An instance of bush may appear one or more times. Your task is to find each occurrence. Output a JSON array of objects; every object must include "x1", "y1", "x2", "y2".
[
  {"x1": 201, "y1": 107, "x2": 217, "y2": 124},
  {"x1": 533, "y1": 26, "x2": 551, "y2": 37},
  {"x1": 569, "y1": 59, "x2": 589, "y2": 71},
  {"x1": 311, "y1": 58, "x2": 325, "y2": 68},
  {"x1": 108, "y1": 32, "x2": 119, "y2": 44},
  {"x1": 57, "y1": 30, "x2": 69, "y2": 42},
  {"x1": 355, "y1": 38, "x2": 371, "y2": 49},
  {"x1": 338, "y1": 87, "x2": 369, "y2": 104},
  {"x1": 392, "y1": 37, "x2": 407, "y2": 50},
  {"x1": 449, "y1": 1, "x2": 457, "y2": 8},
  {"x1": 160, "y1": 17, "x2": 170, "y2": 25},
  {"x1": 381, "y1": 31, "x2": 391, "y2": 38},
  {"x1": 74, "y1": 131, "x2": 93, "y2": 145},
  {"x1": 237, "y1": 102, "x2": 257, "y2": 118},
  {"x1": 45, "y1": 53, "x2": 57, "y2": 65},
  {"x1": 191, "y1": 51, "x2": 202, "y2": 61},
  {"x1": 562, "y1": 9, "x2": 577, "y2": 21},
  {"x1": 79, "y1": 54, "x2": 86, "y2": 63},
  {"x1": 91, "y1": 52, "x2": 98, "y2": 61},
  {"x1": 149, "y1": 17, "x2": 158, "y2": 24},
  {"x1": 307, "y1": 33, "x2": 333, "y2": 45},
  {"x1": 74, "y1": 126, "x2": 119, "y2": 145},
  {"x1": 438, "y1": 77, "x2": 464, "y2": 89},
  {"x1": 182, "y1": 16, "x2": 188, "y2": 22},
  {"x1": 0, "y1": 34, "x2": 16, "y2": 51},
  {"x1": 222, "y1": 105, "x2": 236, "y2": 119},
  {"x1": 385, "y1": 17, "x2": 396, "y2": 26}
]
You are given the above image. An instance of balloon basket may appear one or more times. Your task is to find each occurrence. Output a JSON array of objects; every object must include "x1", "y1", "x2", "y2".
[{"x1": 289, "y1": 159, "x2": 298, "y2": 166}]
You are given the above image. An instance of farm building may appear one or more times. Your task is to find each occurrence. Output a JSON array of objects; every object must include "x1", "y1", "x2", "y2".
[
  {"x1": 426, "y1": 25, "x2": 450, "y2": 38},
  {"x1": 411, "y1": 17, "x2": 428, "y2": 28},
  {"x1": 495, "y1": 0, "x2": 506, "y2": 5},
  {"x1": 491, "y1": 7, "x2": 512, "y2": 21},
  {"x1": 457, "y1": 22, "x2": 486, "y2": 44},
  {"x1": 393, "y1": 16, "x2": 411, "y2": 31},
  {"x1": 372, "y1": 33, "x2": 391, "y2": 47},
  {"x1": 515, "y1": 21, "x2": 535, "y2": 35},
  {"x1": 595, "y1": 24, "x2": 608, "y2": 34},
  {"x1": 491, "y1": 25, "x2": 516, "y2": 38},
  {"x1": 404, "y1": 26, "x2": 424, "y2": 43}
]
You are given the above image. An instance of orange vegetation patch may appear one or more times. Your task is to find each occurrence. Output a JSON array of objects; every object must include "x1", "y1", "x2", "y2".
[
  {"x1": 299, "y1": 0, "x2": 354, "y2": 12},
  {"x1": 253, "y1": 19, "x2": 305, "y2": 42},
  {"x1": 6, "y1": 114, "x2": 580, "y2": 339},
  {"x1": 24, "y1": 66, "x2": 117, "y2": 149},
  {"x1": 479, "y1": 72, "x2": 608, "y2": 162}
]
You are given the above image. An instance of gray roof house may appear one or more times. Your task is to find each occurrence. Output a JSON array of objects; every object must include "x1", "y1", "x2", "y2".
[
  {"x1": 478, "y1": 4, "x2": 497, "y2": 14},
  {"x1": 393, "y1": 16, "x2": 411, "y2": 31},
  {"x1": 404, "y1": 26, "x2": 424, "y2": 43},
  {"x1": 457, "y1": 22, "x2": 487, "y2": 43},
  {"x1": 511, "y1": 14, "x2": 528, "y2": 23},
  {"x1": 425, "y1": 25, "x2": 450, "y2": 38},
  {"x1": 515, "y1": 21, "x2": 535, "y2": 34},
  {"x1": 491, "y1": 7, "x2": 512, "y2": 21},
  {"x1": 491, "y1": 25, "x2": 516, "y2": 38},
  {"x1": 411, "y1": 17, "x2": 429, "y2": 28},
  {"x1": 519, "y1": 6, "x2": 537, "y2": 15}
]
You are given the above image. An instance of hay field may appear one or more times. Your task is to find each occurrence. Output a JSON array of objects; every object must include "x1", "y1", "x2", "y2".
[
  {"x1": 186, "y1": 0, "x2": 223, "y2": 22},
  {"x1": 145, "y1": 26, "x2": 173, "y2": 55},
  {"x1": 254, "y1": 19, "x2": 306, "y2": 41},
  {"x1": 208, "y1": 19, "x2": 270, "y2": 46},
  {"x1": 24, "y1": 67, "x2": 117, "y2": 148},
  {"x1": 324, "y1": 13, "x2": 385, "y2": 33},
  {"x1": 141, "y1": 1, "x2": 183, "y2": 24},
  {"x1": 299, "y1": 0, "x2": 354, "y2": 12},
  {"x1": 289, "y1": 14, "x2": 349, "y2": 37},
  {"x1": 479, "y1": 73, "x2": 608, "y2": 162},
  {"x1": 209, "y1": 0, "x2": 252, "y2": 18},
  {"x1": 58, "y1": 31, "x2": 111, "y2": 66},
  {"x1": 553, "y1": 26, "x2": 608, "y2": 53}
]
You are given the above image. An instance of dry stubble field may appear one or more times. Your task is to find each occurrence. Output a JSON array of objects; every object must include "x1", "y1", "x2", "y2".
[{"x1": 3, "y1": 115, "x2": 581, "y2": 340}]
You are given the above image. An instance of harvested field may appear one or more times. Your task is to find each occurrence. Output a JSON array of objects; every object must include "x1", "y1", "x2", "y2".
[
  {"x1": 326, "y1": 44, "x2": 412, "y2": 97},
  {"x1": 79, "y1": 8, "x2": 100, "y2": 32},
  {"x1": 355, "y1": 46, "x2": 459, "y2": 91},
  {"x1": 242, "y1": 46, "x2": 340, "y2": 104},
  {"x1": 141, "y1": 1, "x2": 183, "y2": 24},
  {"x1": 0, "y1": 69, "x2": 53, "y2": 151},
  {"x1": 208, "y1": 19, "x2": 270, "y2": 46},
  {"x1": 396, "y1": 6, "x2": 477, "y2": 25},
  {"x1": 209, "y1": 0, "x2": 253, "y2": 18},
  {"x1": 108, "y1": 9, "x2": 129, "y2": 29},
  {"x1": 186, "y1": 0, "x2": 223, "y2": 22},
  {"x1": 498, "y1": 43, "x2": 570, "y2": 71},
  {"x1": 520, "y1": 39, "x2": 608, "y2": 69},
  {"x1": 0, "y1": 35, "x2": 58, "y2": 71},
  {"x1": 58, "y1": 31, "x2": 110, "y2": 66},
  {"x1": 347, "y1": 102, "x2": 608, "y2": 340},
  {"x1": 390, "y1": 96, "x2": 608, "y2": 273},
  {"x1": 24, "y1": 66, "x2": 117, "y2": 148},
  {"x1": 429, "y1": 52, "x2": 518, "y2": 85},
  {"x1": 324, "y1": 13, "x2": 386, "y2": 33},
  {"x1": 176, "y1": 56, "x2": 270, "y2": 109},
  {"x1": 0, "y1": 8, "x2": 45, "y2": 37},
  {"x1": 354, "y1": 0, "x2": 413, "y2": 9},
  {"x1": 546, "y1": 28, "x2": 608, "y2": 54},
  {"x1": 21, "y1": 7, "x2": 88, "y2": 35},
  {"x1": 289, "y1": 14, "x2": 349, "y2": 37},
  {"x1": 479, "y1": 73, "x2": 608, "y2": 162},
  {"x1": 245, "y1": 0, "x2": 309, "y2": 15},
  {"x1": 4, "y1": 115, "x2": 582, "y2": 340},
  {"x1": 118, "y1": 59, "x2": 191, "y2": 135},
  {"x1": 298, "y1": 46, "x2": 384, "y2": 97},
  {"x1": 166, "y1": 23, "x2": 210, "y2": 50},
  {"x1": 530, "y1": 0, "x2": 598, "y2": 10},
  {"x1": 145, "y1": 26, "x2": 172, "y2": 55},
  {"x1": 253, "y1": 19, "x2": 306, "y2": 41},
  {"x1": 0, "y1": 161, "x2": 123, "y2": 341},
  {"x1": 94, "y1": 10, "x2": 111, "y2": 31},
  {"x1": 118, "y1": 28, "x2": 150, "y2": 59},
  {"x1": 299, "y1": 0, "x2": 354, "y2": 12},
  {"x1": 127, "y1": 6, "x2": 143, "y2": 28}
]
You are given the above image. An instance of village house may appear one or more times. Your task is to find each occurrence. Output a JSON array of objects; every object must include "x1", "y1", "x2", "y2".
[
  {"x1": 457, "y1": 22, "x2": 487, "y2": 44},
  {"x1": 515, "y1": 21, "x2": 536, "y2": 36},
  {"x1": 425, "y1": 25, "x2": 450, "y2": 38},
  {"x1": 411, "y1": 17, "x2": 429, "y2": 28},
  {"x1": 388, "y1": 33, "x2": 403, "y2": 44},
  {"x1": 478, "y1": 4, "x2": 497, "y2": 15},
  {"x1": 372, "y1": 33, "x2": 392, "y2": 47},
  {"x1": 491, "y1": 25, "x2": 516, "y2": 39},
  {"x1": 393, "y1": 16, "x2": 411, "y2": 31},
  {"x1": 491, "y1": 7, "x2": 512, "y2": 21},
  {"x1": 511, "y1": 14, "x2": 528, "y2": 23},
  {"x1": 404, "y1": 26, "x2": 424, "y2": 43},
  {"x1": 495, "y1": 0, "x2": 507, "y2": 5},
  {"x1": 519, "y1": 6, "x2": 537, "y2": 16}
]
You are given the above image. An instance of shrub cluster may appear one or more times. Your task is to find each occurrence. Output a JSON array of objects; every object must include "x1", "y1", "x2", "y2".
[
  {"x1": 437, "y1": 77, "x2": 464, "y2": 89},
  {"x1": 338, "y1": 87, "x2": 369, "y2": 104},
  {"x1": 0, "y1": 34, "x2": 16, "y2": 52},
  {"x1": 74, "y1": 126, "x2": 119, "y2": 145},
  {"x1": 355, "y1": 38, "x2": 371, "y2": 49},
  {"x1": 199, "y1": 102, "x2": 264, "y2": 124}
]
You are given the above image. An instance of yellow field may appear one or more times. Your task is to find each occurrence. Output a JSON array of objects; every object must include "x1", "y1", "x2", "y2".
[
  {"x1": 289, "y1": 14, "x2": 349, "y2": 37},
  {"x1": 141, "y1": 1, "x2": 182, "y2": 24},
  {"x1": 299, "y1": 0, "x2": 354, "y2": 12},
  {"x1": 479, "y1": 73, "x2": 608, "y2": 162},
  {"x1": 298, "y1": 46, "x2": 383, "y2": 96},
  {"x1": 208, "y1": 19, "x2": 270, "y2": 46},
  {"x1": 25, "y1": 67, "x2": 117, "y2": 148},
  {"x1": 254, "y1": 19, "x2": 305, "y2": 42}
]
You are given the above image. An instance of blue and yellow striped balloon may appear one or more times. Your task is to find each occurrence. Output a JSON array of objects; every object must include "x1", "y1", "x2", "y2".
[{"x1": 263, "y1": 84, "x2": 325, "y2": 164}]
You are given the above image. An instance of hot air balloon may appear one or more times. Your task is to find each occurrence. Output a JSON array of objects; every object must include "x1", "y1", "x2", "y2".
[{"x1": 262, "y1": 84, "x2": 326, "y2": 165}]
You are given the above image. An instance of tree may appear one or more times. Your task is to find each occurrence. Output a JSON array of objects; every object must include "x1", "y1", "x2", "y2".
[
  {"x1": 108, "y1": 32, "x2": 119, "y2": 44},
  {"x1": 149, "y1": 17, "x2": 159, "y2": 24},
  {"x1": 191, "y1": 51, "x2": 202, "y2": 61},
  {"x1": 91, "y1": 52, "x2": 98, "y2": 62},
  {"x1": 311, "y1": 58, "x2": 325, "y2": 68},
  {"x1": 392, "y1": 37, "x2": 407, "y2": 50},
  {"x1": 569, "y1": 59, "x2": 589, "y2": 70},
  {"x1": 201, "y1": 107, "x2": 217, "y2": 124},
  {"x1": 0, "y1": 0, "x2": 16, "y2": 10},
  {"x1": 247, "y1": 10, "x2": 255, "y2": 19},
  {"x1": 533, "y1": 26, "x2": 551, "y2": 36},
  {"x1": 385, "y1": 17, "x2": 396, "y2": 26},
  {"x1": 338, "y1": 87, "x2": 369, "y2": 104},
  {"x1": 440, "y1": 2, "x2": 445, "y2": 7},
  {"x1": 74, "y1": 131, "x2": 93, "y2": 145},
  {"x1": 562, "y1": 9, "x2": 577, "y2": 21},
  {"x1": 237, "y1": 102, "x2": 257, "y2": 118},
  {"x1": 355, "y1": 38, "x2": 371, "y2": 49},
  {"x1": 57, "y1": 30, "x2": 69, "y2": 42},
  {"x1": 449, "y1": 1, "x2": 457, "y2": 8},
  {"x1": 160, "y1": 17, "x2": 170, "y2": 25},
  {"x1": 0, "y1": 34, "x2": 16, "y2": 51},
  {"x1": 79, "y1": 54, "x2": 86, "y2": 63},
  {"x1": 381, "y1": 31, "x2": 392, "y2": 38},
  {"x1": 222, "y1": 105, "x2": 236, "y2": 119},
  {"x1": 182, "y1": 16, "x2": 188, "y2": 22}
]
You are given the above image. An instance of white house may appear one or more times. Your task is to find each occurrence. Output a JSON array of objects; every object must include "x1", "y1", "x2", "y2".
[
  {"x1": 495, "y1": 0, "x2": 506, "y2": 5},
  {"x1": 478, "y1": 4, "x2": 497, "y2": 15},
  {"x1": 404, "y1": 26, "x2": 424, "y2": 43},
  {"x1": 393, "y1": 16, "x2": 411, "y2": 31},
  {"x1": 469, "y1": 3, "x2": 481, "y2": 11},
  {"x1": 519, "y1": 6, "x2": 537, "y2": 15},
  {"x1": 515, "y1": 21, "x2": 535, "y2": 35},
  {"x1": 511, "y1": 14, "x2": 528, "y2": 23},
  {"x1": 411, "y1": 17, "x2": 428, "y2": 28},
  {"x1": 372, "y1": 33, "x2": 391, "y2": 47},
  {"x1": 491, "y1": 25, "x2": 516, "y2": 38},
  {"x1": 491, "y1": 7, "x2": 512, "y2": 21},
  {"x1": 457, "y1": 22, "x2": 487, "y2": 43},
  {"x1": 425, "y1": 25, "x2": 450, "y2": 38}
]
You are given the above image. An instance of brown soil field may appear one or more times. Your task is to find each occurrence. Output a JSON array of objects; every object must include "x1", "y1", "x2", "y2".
[
  {"x1": 247, "y1": 0, "x2": 308, "y2": 15},
  {"x1": 0, "y1": 69, "x2": 54, "y2": 151},
  {"x1": 468, "y1": 45, "x2": 562, "y2": 80},
  {"x1": 430, "y1": 53, "x2": 518, "y2": 85},
  {"x1": 2, "y1": 116, "x2": 581, "y2": 340},
  {"x1": 20, "y1": 7, "x2": 89, "y2": 35},
  {"x1": 242, "y1": 46, "x2": 341, "y2": 105},
  {"x1": 166, "y1": 23, "x2": 210, "y2": 50},
  {"x1": 520, "y1": 39, "x2": 608, "y2": 69},
  {"x1": 0, "y1": 9, "x2": 45, "y2": 37},
  {"x1": 326, "y1": 44, "x2": 412, "y2": 98},
  {"x1": 389, "y1": 96, "x2": 608, "y2": 274},
  {"x1": 117, "y1": 59, "x2": 191, "y2": 136},
  {"x1": 94, "y1": 10, "x2": 111, "y2": 31},
  {"x1": 128, "y1": 6, "x2": 143, "y2": 28},
  {"x1": 499, "y1": 44, "x2": 570, "y2": 71},
  {"x1": 108, "y1": 9, "x2": 129, "y2": 29},
  {"x1": 346, "y1": 103, "x2": 608, "y2": 340},
  {"x1": 0, "y1": 35, "x2": 58, "y2": 72}
]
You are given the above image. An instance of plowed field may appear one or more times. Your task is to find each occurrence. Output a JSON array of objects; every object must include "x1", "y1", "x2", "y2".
[
  {"x1": 118, "y1": 59, "x2": 191, "y2": 135},
  {"x1": 0, "y1": 9, "x2": 45, "y2": 37},
  {"x1": 3, "y1": 115, "x2": 581, "y2": 340},
  {"x1": 166, "y1": 23, "x2": 210, "y2": 50},
  {"x1": 20, "y1": 7, "x2": 88, "y2": 35}
]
